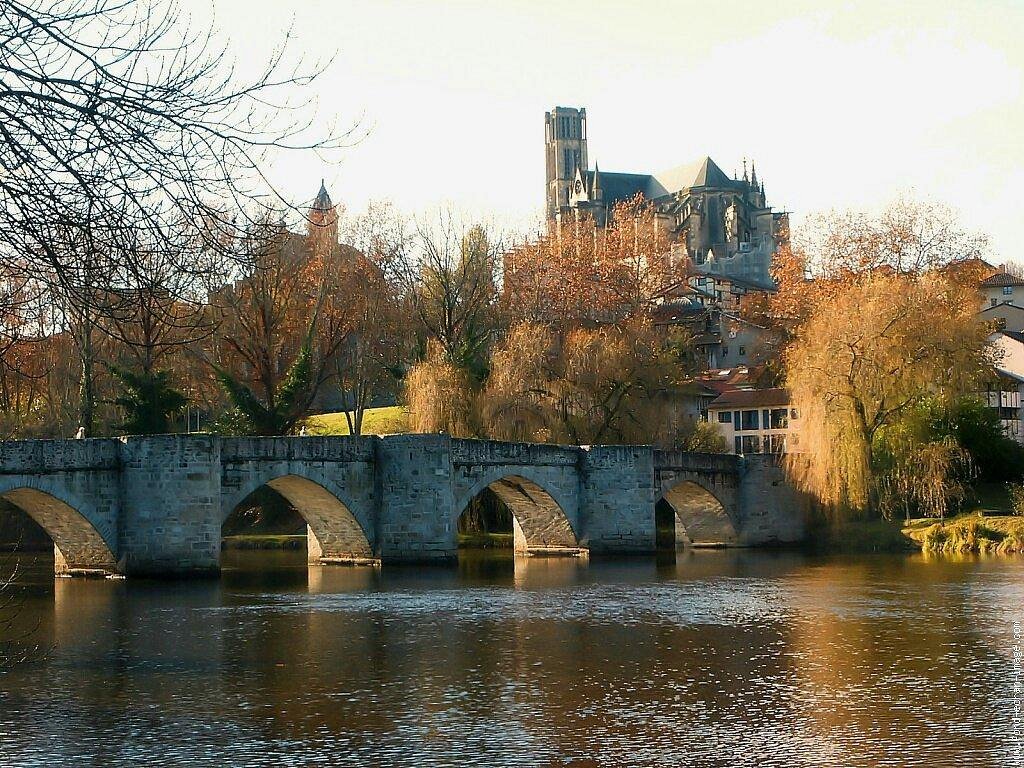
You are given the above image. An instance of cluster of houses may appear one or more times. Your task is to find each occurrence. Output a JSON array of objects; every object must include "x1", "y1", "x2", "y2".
[{"x1": 653, "y1": 262, "x2": 1024, "y2": 455}]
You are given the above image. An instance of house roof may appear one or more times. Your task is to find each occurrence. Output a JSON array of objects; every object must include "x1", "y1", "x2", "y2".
[
  {"x1": 979, "y1": 303, "x2": 1024, "y2": 316},
  {"x1": 693, "y1": 272, "x2": 777, "y2": 293},
  {"x1": 981, "y1": 272, "x2": 1024, "y2": 287},
  {"x1": 650, "y1": 302, "x2": 709, "y2": 325},
  {"x1": 695, "y1": 366, "x2": 753, "y2": 395},
  {"x1": 708, "y1": 387, "x2": 791, "y2": 409}
]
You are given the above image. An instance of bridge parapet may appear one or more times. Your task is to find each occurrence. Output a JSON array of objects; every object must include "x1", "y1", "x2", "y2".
[
  {"x1": 450, "y1": 439, "x2": 580, "y2": 467},
  {"x1": 653, "y1": 450, "x2": 740, "y2": 474},
  {"x1": 220, "y1": 435, "x2": 377, "y2": 464},
  {"x1": 0, "y1": 438, "x2": 121, "y2": 474}
]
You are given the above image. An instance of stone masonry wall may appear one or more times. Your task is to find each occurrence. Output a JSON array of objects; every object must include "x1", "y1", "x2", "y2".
[
  {"x1": 118, "y1": 435, "x2": 222, "y2": 576},
  {"x1": 0, "y1": 439, "x2": 121, "y2": 573},
  {"x1": 0, "y1": 435, "x2": 808, "y2": 576},
  {"x1": 376, "y1": 434, "x2": 456, "y2": 561},
  {"x1": 736, "y1": 454, "x2": 808, "y2": 545},
  {"x1": 581, "y1": 445, "x2": 656, "y2": 553}
]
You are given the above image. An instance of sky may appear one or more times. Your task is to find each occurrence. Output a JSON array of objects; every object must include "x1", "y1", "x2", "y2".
[{"x1": 204, "y1": 0, "x2": 1023, "y2": 257}]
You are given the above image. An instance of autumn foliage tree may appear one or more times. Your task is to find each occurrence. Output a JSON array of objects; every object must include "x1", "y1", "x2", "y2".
[
  {"x1": 784, "y1": 270, "x2": 991, "y2": 517},
  {"x1": 481, "y1": 319, "x2": 701, "y2": 446},
  {"x1": 503, "y1": 196, "x2": 681, "y2": 329}
]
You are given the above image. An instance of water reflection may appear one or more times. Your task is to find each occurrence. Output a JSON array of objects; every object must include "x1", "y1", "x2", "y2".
[{"x1": 1, "y1": 549, "x2": 1023, "y2": 767}]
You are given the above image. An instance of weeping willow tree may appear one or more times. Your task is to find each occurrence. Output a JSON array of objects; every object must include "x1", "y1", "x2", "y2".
[
  {"x1": 785, "y1": 270, "x2": 991, "y2": 518},
  {"x1": 404, "y1": 340, "x2": 477, "y2": 437},
  {"x1": 479, "y1": 319, "x2": 701, "y2": 446}
]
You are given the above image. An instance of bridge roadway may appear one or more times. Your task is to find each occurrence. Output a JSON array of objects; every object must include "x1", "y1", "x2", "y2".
[{"x1": 0, "y1": 434, "x2": 806, "y2": 577}]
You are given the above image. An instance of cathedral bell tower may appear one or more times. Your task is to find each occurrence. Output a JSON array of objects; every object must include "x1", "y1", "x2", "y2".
[{"x1": 545, "y1": 107, "x2": 588, "y2": 220}]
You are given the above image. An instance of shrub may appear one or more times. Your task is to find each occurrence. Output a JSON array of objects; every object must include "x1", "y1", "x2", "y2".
[{"x1": 1008, "y1": 484, "x2": 1024, "y2": 516}]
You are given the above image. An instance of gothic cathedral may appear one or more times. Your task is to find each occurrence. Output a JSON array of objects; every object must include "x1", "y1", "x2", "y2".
[{"x1": 544, "y1": 106, "x2": 788, "y2": 286}]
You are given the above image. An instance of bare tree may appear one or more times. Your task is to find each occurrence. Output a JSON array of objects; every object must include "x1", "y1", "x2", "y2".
[
  {"x1": 403, "y1": 212, "x2": 502, "y2": 378},
  {"x1": 0, "y1": 0, "x2": 353, "y2": 386}
]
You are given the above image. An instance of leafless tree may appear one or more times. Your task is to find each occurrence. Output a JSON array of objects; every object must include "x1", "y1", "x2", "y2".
[
  {"x1": 402, "y1": 211, "x2": 503, "y2": 377},
  {"x1": 0, "y1": 0, "x2": 353, "y2": 432}
]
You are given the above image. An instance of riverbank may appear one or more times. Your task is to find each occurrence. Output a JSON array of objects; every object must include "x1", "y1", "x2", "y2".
[
  {"x1": 221, "y1": 534, "x2": 306, "y2": 551},
  {"x1": 816, "y1": 513, "x2": 1024, "y2": 555},
  {"x1": 904, "y1": 515, "x2": 1024, "y2": 554}
]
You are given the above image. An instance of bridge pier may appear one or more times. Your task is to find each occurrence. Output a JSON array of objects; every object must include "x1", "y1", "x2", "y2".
[
  {"x1": 376, "y1": 434, "x2": 458, "y2": 563},
  {"x1": 118, "y1": 435, "x2": 222, "y2": 577},
  {"x1": 581, "y1": 445, "x2": 657, "y2": 554}
]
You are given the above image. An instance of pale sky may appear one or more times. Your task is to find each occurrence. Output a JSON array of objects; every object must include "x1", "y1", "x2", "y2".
[{"x1": 207, "y1": 0, "x2": 1023, "y2": 256}]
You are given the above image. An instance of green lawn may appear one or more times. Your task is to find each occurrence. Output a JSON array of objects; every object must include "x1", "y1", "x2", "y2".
[{"x1": 304, "y1": 406, "x2": 408, "y2": 436}]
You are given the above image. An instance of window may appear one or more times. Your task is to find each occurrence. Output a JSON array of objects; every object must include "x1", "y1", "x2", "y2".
[
  {"x1": 740, "y1": 410, "x2": 759, "y2": 431},
  {"x1": 738, "y1": 346, "x2": 746, "y2": 356},
  {"x1": 717, "y1": 410, "x2": 732, "y2": 423},
  {"x1": 1004, "y1": 286, "x2": 1014, "y2": 295},
  {"x1": 740, "y1": 435, "x2": 762, "y2": 454},
  {"x1": 997, "y1": 318, "x2": 1008, "y2": 330},
  {"x1": 770, "y1": 408, "x2": 789, "y2": 429},
  {"x1": 722, "y1": 345, "x2": 729, "y2": 357},
  {"x1": 992, "y1": 298, "x2": 999, "y2": 307},
  {"x1": 734, "y1": 436, "x2": 742, "y2": 454}
]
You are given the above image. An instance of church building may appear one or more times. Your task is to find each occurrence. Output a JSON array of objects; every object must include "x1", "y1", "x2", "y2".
[{"x1": 544, "y1": 106, "x2": 788, "y2": 285}]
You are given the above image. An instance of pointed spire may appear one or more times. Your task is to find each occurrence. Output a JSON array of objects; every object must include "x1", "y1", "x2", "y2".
[
  {"x1": 742, "y1": 158, "x2": 748, "y2": 183},
  {"x1": 592, "y1": 163, "x2": 602, "y2": 198},
  {"x1": 750, "y1": 161, "x2": 758, "y2": 188},
  {"x1": 313, "y1": 178, "x2": 332, "y2": 210}
]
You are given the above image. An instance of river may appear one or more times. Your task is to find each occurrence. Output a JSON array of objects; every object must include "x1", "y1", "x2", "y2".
[{"x1": 0, "y1": 549, "x2": 1022, "y2": 767}]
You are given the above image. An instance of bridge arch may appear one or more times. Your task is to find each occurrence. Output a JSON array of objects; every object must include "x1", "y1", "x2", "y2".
[
  {"x1": 658, "y1": 479, "x2": 738, "y2": 547},
  {"x1": 221, "y1": 474, "x2": 374, "y2": 563},
  {"x1": 455, "y1": 470, "x2": 580, "y2": 554},
  {"x1": 0, "y1": 481, "x2": 118, "y2": 575}
]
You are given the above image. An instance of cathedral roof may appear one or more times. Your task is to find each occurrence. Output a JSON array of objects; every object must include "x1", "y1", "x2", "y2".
[
  {"x1": 584, "y1": 156, "x2": 742, "y2": 208},
  {"x1": 651, "y1": 156, "x2": 736, "y2": 196},
  {"x1": 583, "y1": 170, "x2": 650, "y2": 204}
]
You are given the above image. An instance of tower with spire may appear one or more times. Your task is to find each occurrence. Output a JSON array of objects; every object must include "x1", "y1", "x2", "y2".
[{"x1": 307, "y1": 179, "x2": 338, "y2": 255}]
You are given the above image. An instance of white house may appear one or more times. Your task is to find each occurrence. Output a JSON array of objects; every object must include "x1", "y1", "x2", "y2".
[
  {"x1": 987, "y1": 331, "x2": 1024, "y2": 443},
  {"x1": 706, "y1": 387, "x2": 800, "y2": 455}
]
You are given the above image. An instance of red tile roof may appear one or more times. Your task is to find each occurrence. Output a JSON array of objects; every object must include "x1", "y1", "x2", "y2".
[{"x1": 981, "y1": 272, "x2": 1024, "y2": 287}]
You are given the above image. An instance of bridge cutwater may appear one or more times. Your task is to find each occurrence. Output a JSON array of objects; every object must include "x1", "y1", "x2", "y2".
[{"x1": 0, "y1": 435, "x2": 807, "y2": 577}]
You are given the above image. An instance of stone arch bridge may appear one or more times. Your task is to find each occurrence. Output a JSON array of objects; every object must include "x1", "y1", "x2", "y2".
[{"x1": 0, "y1": 435, "x2": 806, "y2": 577}]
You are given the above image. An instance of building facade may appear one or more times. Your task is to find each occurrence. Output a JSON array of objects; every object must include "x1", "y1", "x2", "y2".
[
  {"x1": 544, "y1": 105, "x2": 789, "y2": 284},
  {"x1": 987, "y1": 331, "x2": 1024, "y2": 443},
  {"x1": 706, "y1": 388, "x2": 800, "y2": 455}
]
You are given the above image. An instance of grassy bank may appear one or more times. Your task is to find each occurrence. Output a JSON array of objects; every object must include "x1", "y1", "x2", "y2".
[
  {"x1": 904, "y1": 515, "x2": 1024, "y2": 555},
  {"x1": 304, "y1": 406, "x2": 408, "y2": 437},
  {"x1": 221, "y1": 534, "x2": 307, "y2": 551},
  {"x1": 815, "y1": 512, "x2": 1024, "y2": 555}
]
